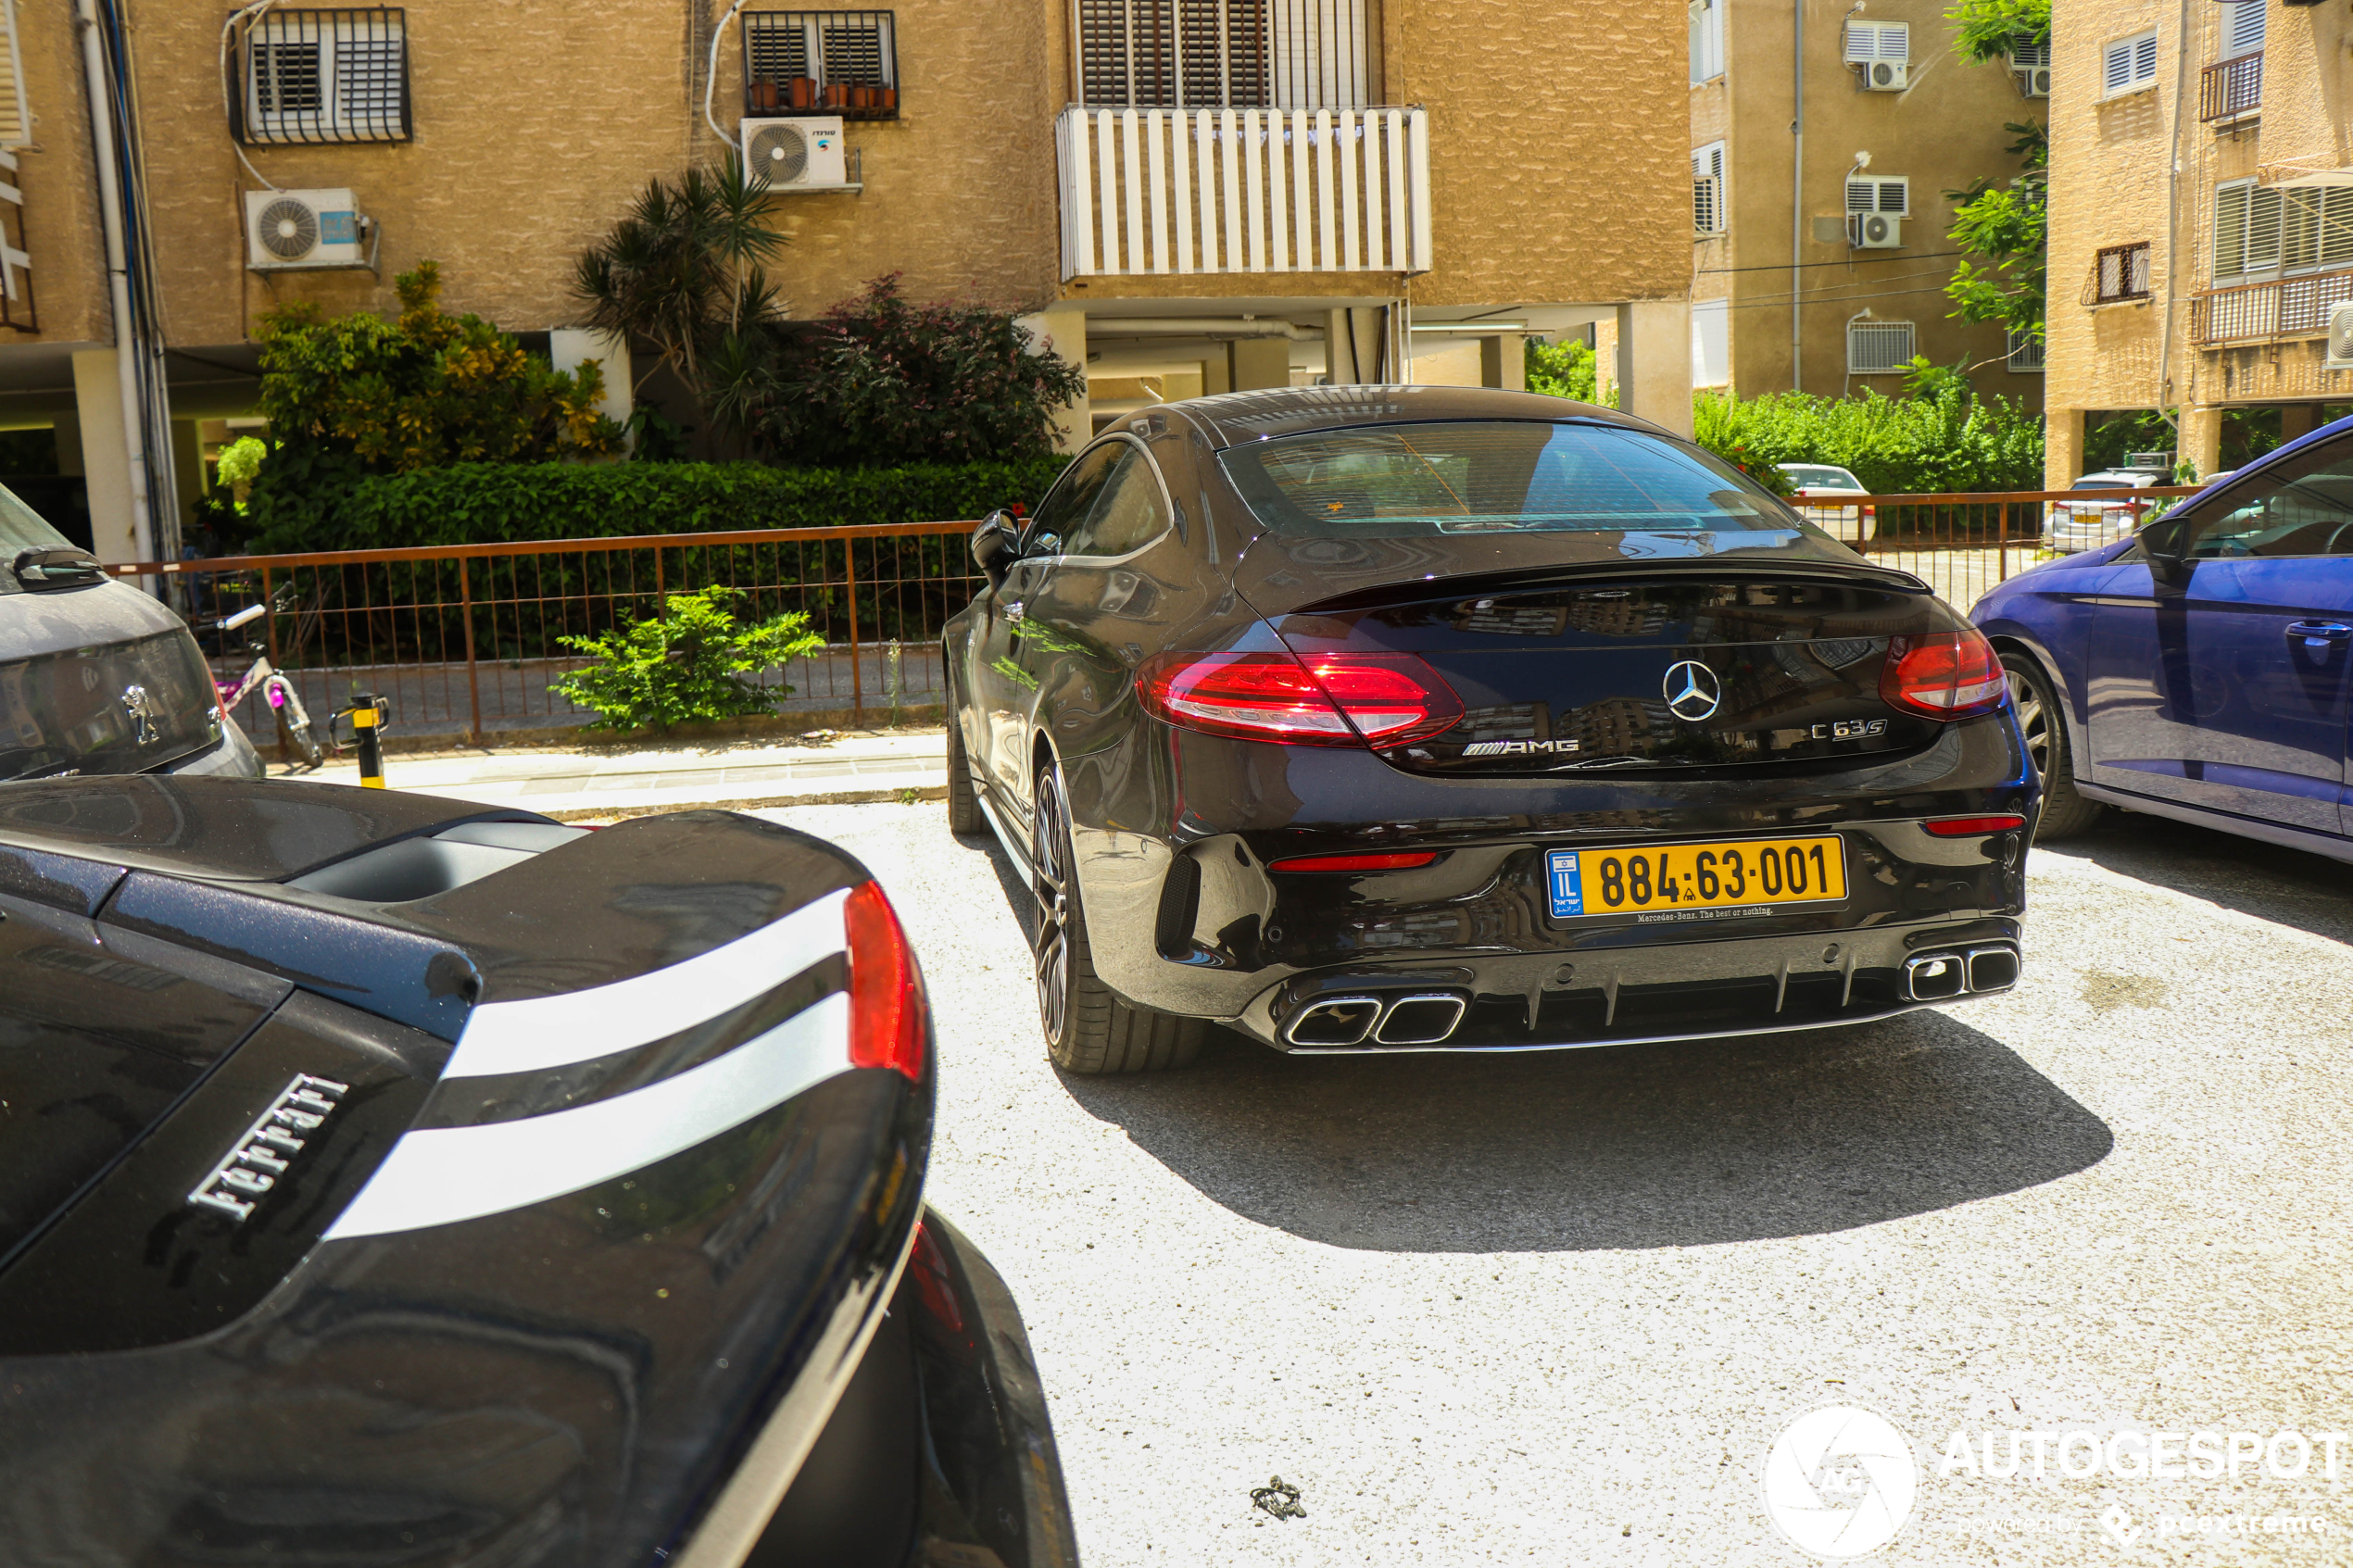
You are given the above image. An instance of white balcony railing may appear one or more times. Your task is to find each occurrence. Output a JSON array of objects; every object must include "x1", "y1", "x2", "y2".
[{"x1": 1055, "y1": 105, "x2": 1430, "y2": 279}]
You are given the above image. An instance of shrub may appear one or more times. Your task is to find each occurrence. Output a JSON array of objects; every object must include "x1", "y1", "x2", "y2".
[
  {"x1": 1525, "y1": 337, "x2": 1611, "y2": 405},
  {"x1": 1691, "y1": 382, "x2": 2043, "y2": 495},
  {"x1": 550, "y1": 586, "x2": 824, "y2": 733}
]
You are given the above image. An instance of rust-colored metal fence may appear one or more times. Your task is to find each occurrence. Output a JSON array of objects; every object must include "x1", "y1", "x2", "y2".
[{"x1": 109, "y1": 488, "x2": 2199, "y2": 747}]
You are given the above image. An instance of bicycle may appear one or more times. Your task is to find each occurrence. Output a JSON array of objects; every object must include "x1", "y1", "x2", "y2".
[{"x1": 209, "y1": 591, "x2": 325, "y2": 771}]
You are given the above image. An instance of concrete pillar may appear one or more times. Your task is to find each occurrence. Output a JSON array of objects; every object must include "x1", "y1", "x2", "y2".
[
  {"x1": 2180, "y1": 405, "x2": 2223, "y2": 481},
  {"x1": 1592, "y1": 318, "x2": 1620, "y2": 403},
  {"x1": 1480, "y1": 333, "x2": 1527, "y2": 391},
  {"x1": 2281, "y1": 403, "x2": 2321, "y2": 442},
  {"x1": 1326, "y1": 307, "x2": 1398, "y2": 384},
  {"x1": 1202, "y1": 349, "x2": 1231, "y2": 395},
  {"x1": 1020, "y1": 307, "x2": 1089, "y2": 453},
  {"x1": 71, "y1": 349, "x2": 139, "y2": 566},
  {"x1": 2043, "y1": 406, "x2": 2082, "y2": 489},
  {"x1": 1229, "y1": 336, "x2": 1290, "y2": 391},
  {"x1": 1615, "y1": 300, "x2": 1693, "y2": 438},
  {"x1": 549, "y1": 328, "x2": 634, "y2": 432}
]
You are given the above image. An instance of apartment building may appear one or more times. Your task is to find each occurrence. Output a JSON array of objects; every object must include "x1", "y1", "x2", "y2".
[
  {"x1": 0, "y1": 0, "x2": 1691, "y2": 568},
  {"x1": 1684, "y1": 0, "x2": 2045, "y2": 401},
  {"x1": 2045, "y1": 0, "x2": 2353, "y2": 483}
]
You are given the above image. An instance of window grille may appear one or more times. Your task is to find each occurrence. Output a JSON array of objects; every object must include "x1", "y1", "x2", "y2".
[
  {"x1": 1079, "y1": 0, "x2": 1365, "y2": 108},
  {"x1": 1692, "y1": 141, "x2": 1725, "y2": 235},
  {"x1": 1846, "y1": 320, "x2": 1914, "y2": 374},
  {"x1": 1689, "y1": 0, "x2": 1723, "y2": 84},
  {"x1": 2006, "y1": 329, "x2": 2044, "y2": 372},
  {"x1": 1843, "y1": 21, "x2": 1908, "y2": 64},
  {"x1": 234, "y1": 8, "x2": 409, "y2": 144},
  {"x1": 744, "y1": 12, "x2": 899, "y2": 117},
  {"x1": 1843, "y1": 176, "x2": 1909, "y2": 217},
  {"x1": 2092, "y1": 241, "x2": 2151, "y2": 302},
  {"x1": 2104, "y1": 28, "x2": 2158, "y2": 97}
]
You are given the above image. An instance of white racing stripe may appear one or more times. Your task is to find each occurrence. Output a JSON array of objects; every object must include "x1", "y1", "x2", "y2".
[
  {"x1": 443, "y1": 888, "x2": 851, "y2": 1079},
  {"x1": 324, "y1": 993, "x2": 852, "y2": 1239}
]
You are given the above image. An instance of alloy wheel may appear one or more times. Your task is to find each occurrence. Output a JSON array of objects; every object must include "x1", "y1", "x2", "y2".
[
  {"x1": 2006, "y1": 665, "x2": 2050, "y2": 781},
  {"x1": 1030, "y1": 772, "x2": 1072, "y2": 1045}
]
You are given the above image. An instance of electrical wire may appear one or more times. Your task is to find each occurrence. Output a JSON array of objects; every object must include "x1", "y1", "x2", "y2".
[{"x1": 703, "y1": 0, "x2": 754, "y2": 146}]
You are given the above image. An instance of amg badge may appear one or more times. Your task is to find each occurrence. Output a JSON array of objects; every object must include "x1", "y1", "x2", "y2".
[
  {"x1": 1461, "y1": 738, "x2": 1582, "y2": 757},
  {"x1": 187, "y1": 1073, "x2": 350, "y2": 1221}
]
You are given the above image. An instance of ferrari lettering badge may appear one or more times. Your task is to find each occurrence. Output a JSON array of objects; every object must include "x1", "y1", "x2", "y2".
[{"x1": 187, "y1": 1073, "x2": 351, "y2": 1222}]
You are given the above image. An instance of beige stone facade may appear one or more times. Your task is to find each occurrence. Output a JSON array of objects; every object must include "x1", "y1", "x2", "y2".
[
  {"x1": 2045, "y1": 0, "x2": 2353, "y2": 485},
  {"x1": 1688, "y1": 0, "x2": 2044, "y2": 406}
]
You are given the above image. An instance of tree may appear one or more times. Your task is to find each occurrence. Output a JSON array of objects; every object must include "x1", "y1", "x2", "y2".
[
  {"x1": 1945, "y1": 0, "x2": 2049, "y2": 64},
  {"x1": 1944, "y1": 120, "x2": 2047, "y2": 361},
  {"x1": 1524, "y1": 336, "x2": 1611, "y2": 404}
]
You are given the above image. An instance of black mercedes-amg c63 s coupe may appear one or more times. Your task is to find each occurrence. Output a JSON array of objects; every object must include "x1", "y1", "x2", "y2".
[
  {"x1": 0, "y1": 776, "x2": 1076, "y2": 1568},
  {"x1": 944, "y1": 386, "x2": 2036, "y2": 1073}
]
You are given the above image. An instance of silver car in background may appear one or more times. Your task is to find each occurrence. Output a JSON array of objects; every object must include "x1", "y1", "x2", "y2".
[
  {"x1": 1778, "y1": 462, "x2": 1876, "y2": 543},
  {"x1": 2044, "y1": 468, "x2": 2169, "y2": 554}
]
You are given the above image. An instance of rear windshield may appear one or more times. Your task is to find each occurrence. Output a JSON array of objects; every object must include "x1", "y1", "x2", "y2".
[
  {"x1": 1782, "y1": 465, "x2": 1861, "y2": 490},
  {"x1": 1219, "y1": 420, "x2": 1801, "y2": 539},
  {"x1": 0, "y1": 483, "x2": 74, "y2": 553},
  {"x1": 2071, "y1": 475, "x2": 2147, "y2": 490}
]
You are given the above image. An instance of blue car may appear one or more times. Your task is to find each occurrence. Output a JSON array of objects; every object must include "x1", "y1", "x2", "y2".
[{"x1": 1972, "y1": 418, "x2": 2353, "y2": 861}]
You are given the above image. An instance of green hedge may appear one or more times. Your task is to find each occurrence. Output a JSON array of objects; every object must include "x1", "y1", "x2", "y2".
[
  {"x1": 252, "y1": 456, "x2": 1073, "y2": 555},
  {"x1": 1692, "y1": 386, "x2": 2044, "y2": 495}
]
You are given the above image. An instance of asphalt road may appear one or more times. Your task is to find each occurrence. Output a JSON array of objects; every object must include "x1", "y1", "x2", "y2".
[{"x1": 749, "y1": 799, "x2": 2353, "y2": 1566}]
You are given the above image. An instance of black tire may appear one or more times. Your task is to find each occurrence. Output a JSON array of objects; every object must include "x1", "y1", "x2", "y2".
[
  {"x1": 945, "y1": 707, "x2": 983, "y2": 836},
  {"x1": 2001, "y1": 651, "x2": 2101, "y2": 840},
  {"x1": 1030, "y1": 764, "x2": 1204, "y2": 1074}
]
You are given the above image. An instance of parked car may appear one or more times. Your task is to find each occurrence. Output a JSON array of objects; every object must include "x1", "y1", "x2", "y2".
[
  {"x1": 945, "y1": 387, "x2": 2033, "y2": 1073},
  {"x1": 2044, "y1": 468, "x2": 2170, "y2": 554},
  {"x1": 1975, "y1": 419, "x2": 2353, "y2": 861},
  {"x1": 0, "y1": 776, "x2": 1076, "y2": 1568},
  {"x1": 0, "y1": 485, "x2": 262, "y2": 782},
  {"x1": 1777, "y1": 462, "x2": 1876, "y2": 543}
]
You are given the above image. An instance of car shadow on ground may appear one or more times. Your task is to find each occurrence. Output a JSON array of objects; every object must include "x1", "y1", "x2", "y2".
[
  {"x1": 958, "y1": 828, "x2": 2114, "y2": 1254},
  {"x1": 2036, "y1": 809, "x2": 2353, "y2": 947}
]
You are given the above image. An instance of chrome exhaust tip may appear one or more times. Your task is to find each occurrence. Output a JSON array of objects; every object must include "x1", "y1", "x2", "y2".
[
  {"x1": 1965, "y1": 944, "x2": 2020, "y2": 993},
  {"x1": 1905, "y1": 952, "x2": 1967, "y2": 1001},
  {"x1": 1285, "y1": 996, "x2": 1382, "y2": 1047},
  {"x1": 1372, "y1": 993, "x2": 1468, "y2": 1046}
]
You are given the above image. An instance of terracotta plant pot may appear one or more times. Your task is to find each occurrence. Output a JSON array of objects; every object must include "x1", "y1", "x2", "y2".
[
  {"x1": 822, "y1": 82, "x2": 851, "y2": 109},
  {"x1": 789, "y1": 76, "x2": 816, "y2": 110},
  {"x1": 878, "y1": 86, "x2": 898, "y2": 112},
  {"x1": 749, "y1": 79, "x2": 780, "y2": 111}
]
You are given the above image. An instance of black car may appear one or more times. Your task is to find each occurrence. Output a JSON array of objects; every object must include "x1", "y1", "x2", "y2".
[
  {"x1": 0, "y1": 776, "x2": 1076, "y2": 1568},
  {"x1": 943, "y1": 386, "x2": 2035, "y2": 1073}
]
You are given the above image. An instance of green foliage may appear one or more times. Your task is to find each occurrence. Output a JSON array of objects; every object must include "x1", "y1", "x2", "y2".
[
  {"x1": 215, "y1": 436, "x2": 267, "y2": 500},
  {"x1": 550, "y1": 586, "x2": 825, "y2": 734},
  {"x1": 1946, "y1": 0, "x2": 2049, "y2": 64},
  {"x1": 1524, "y1": 336, "x2": 1614, "y2": 405},
  {"x1": 1692, "y1": 383, "x2": 2044, "y2": 495},
  {"x1": 1945, "y1": 121, "x2": 2047, "y2": 348},
  {"x1": 707, "y1": 275, "x2": 1088, "y2": 466}
]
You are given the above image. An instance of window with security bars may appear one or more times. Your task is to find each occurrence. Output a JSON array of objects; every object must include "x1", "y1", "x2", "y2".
[
  {"x1": 2104, "y1": 28, "x2": 2158, "y2": 97},
  {"x1": 1692, "y1": 142, "x2": 1725, "y2": 236},
  {"x1": 2092, "y1": 242, "x2": 2151, "y2": 302},
  {"x1": 1844, "y1": 176, "x2": 1908, "y2": 217},
  {"x1": 744, "y1": 12, "x2": 899, "y2": 118},
  {"x1": 1846, "y1": 320, "x2": 1914, "y2": 374},
  {"x1": 1078, "y1": 0, "x2": 1367, "y2": 108},
  {"x1": 235, "y1": 8, "x2": 407, "y2": 144},
  {"x1": 1843, "y1": 21, "x2": 1908, "y2": 64},
  {"x1": 2006, "y1": 330, "x2": 2045, "y2": 372}
]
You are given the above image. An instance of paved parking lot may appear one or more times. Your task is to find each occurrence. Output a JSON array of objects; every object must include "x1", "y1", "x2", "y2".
[{"x1": 749, "y1": 798, "x2": 2353, "y2": 1566}]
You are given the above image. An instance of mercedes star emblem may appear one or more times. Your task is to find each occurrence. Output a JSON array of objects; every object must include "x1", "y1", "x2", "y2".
[{"x1": 1662, "y1": 660, "x2": 1722, "y2": 722}]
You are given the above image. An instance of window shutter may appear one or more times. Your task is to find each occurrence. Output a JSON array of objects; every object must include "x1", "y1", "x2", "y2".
[
  {"x1": 2320, "y1": 188, "x2": 2353, "y2": 269},
  {"x1": 2225, "y1": 0, "x2": 2265, "y2": 60},
  {"x1": 2133, "y1": 31, "x2": 2158, "y2": 85},
  {"x1": 2098, "y1": 249, "x2": 2123, "y2": 299},
  {"x1": 1879, "y1": 178, "x2": 1907, "y2": 215},
  {"x1": 2129, "y1": 244, "x2": 2150, "y2": 295},
  {"x1": 2214, "y1": 181, "x2": 2249, "y2": 278},
  {"x1": 2007, "y1": 32, "x2": 2050, "y2": 70},
  {"x1": 2245, "y1": 184, "x2": 2284, "y2": 272},
  {"x1": 1843, "y1": 21, "x2": 1908, "y2": 62},
  {"x1": 1692, "y1": 142, "x2": 1724, "y2": 233},
  {"x1": 2104, "y1": 38, "x2": 2131, "y2": 93},
  {"x1": 1845, "y1": 179, "x2": 1877, "y2": 214},
  {"x1": 0, "y1": 1, "x2": 29, "y2": 146}
]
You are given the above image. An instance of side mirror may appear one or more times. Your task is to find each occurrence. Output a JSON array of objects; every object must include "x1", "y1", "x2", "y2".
[
  {"x1": 2139, "y1": 514, "x2": 2192, "y2": 584},
  {"x1": 972, "y1": 509, "x2": 1018, "y2": 589}
]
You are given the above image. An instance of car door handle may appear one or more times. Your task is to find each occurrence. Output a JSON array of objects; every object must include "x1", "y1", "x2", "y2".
[{"x1": 2284, "y1": 621, "x2": 2352, "y2": 647}]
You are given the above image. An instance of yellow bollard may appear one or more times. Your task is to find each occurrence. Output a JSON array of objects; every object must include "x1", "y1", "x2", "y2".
[{"x1": 354, "y1": 700, "x2": 385, "y2": 788}]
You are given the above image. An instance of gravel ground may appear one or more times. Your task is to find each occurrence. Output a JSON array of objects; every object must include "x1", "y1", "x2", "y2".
[{"x1": 749, "y1": 799, "x2": 2353, "y2": 1566}]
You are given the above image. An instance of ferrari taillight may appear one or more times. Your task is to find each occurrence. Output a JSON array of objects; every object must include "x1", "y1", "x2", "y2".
[
  {"x1": 1135, "y1": 651, "x2": 1464, "y2": 747},
  {"x1": 844, "y1": 881, "x2": 926, "y2": 1081},
  {"x1": 1881, "y1": 630, "x2": 2007, "y2": 719}
]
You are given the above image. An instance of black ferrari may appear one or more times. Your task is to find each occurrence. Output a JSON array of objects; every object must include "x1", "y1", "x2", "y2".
[
  {"x1": 0, "y1": 776, "x2": 1076, "y2": 1568},
  {"x1": 944, "y1": 386, "x2": 2036, "y2": 1073}
]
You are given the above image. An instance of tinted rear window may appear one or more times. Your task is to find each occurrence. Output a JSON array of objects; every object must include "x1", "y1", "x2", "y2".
[
  {"x1": 1220, "y1": 421, "x2": 1800, "y2": 540},
  {"x1": 1783, "y1": 466, "x2": 1861, "y2": 490}
]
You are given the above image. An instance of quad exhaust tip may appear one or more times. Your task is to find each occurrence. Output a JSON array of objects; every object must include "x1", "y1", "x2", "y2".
[
  {"x1": 1906, "y1": 944, "x2": 2020, "y2": 1001},
  {"x1": 1284, "y1": 991, "x2": 1468, "y2": 1047}
]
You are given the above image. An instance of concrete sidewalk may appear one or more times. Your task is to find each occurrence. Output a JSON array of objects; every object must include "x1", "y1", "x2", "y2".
[{"x1": 295, "y1": 726, "x2": 950, "y2": 821}]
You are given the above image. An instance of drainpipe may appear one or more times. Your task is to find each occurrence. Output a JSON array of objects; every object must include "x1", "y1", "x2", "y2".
[
  {"x1": 2153, "y1": 0, "x2": 2196, "y2": 457},
  {"x1": 76, "y1": 0, "x2": 155, "y2": 564},
  {"x1": 1792, "y1": 0, "x2": 1806, "y2": 392}
]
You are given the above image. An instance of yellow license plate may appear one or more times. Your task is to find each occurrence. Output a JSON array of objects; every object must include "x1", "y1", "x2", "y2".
[{"x1": 1545, "y1": 835, "x2": 1847, "y2": 922}]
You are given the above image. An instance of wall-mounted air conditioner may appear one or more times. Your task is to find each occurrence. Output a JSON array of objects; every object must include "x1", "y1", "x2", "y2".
[
  {"x1": 245, "y1": 188, "x2": 366, "y2": 269},
  {"x1": 1850, "y1": 213, "x2": 1903, "y2": 249},
  {"x1": 2326, "y1": 302, "x2": 2353, "y2": 370},
  {"x1": 2016, "y1": 66, "x2": 2051, "y2": 97},
  {"x1": 1863, "y1": 60, "x2": 1909, "y2": 92},
  {"x1": 741, "y1": 116, "x2": 848, "y2": 190}
]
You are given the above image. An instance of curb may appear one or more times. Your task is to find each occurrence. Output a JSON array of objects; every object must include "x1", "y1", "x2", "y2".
[{"x1": 543, "y1": 783, "x2": 950, "y2": 823}]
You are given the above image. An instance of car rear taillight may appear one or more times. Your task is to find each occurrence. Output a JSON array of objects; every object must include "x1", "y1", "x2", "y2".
[
  {"x1": 1924, "y1": 814, "x2": 2027, "y2": 837},
  {"x1": 844, "y1": 880, "x2": 926, "y2": 1081},
  {"x1": 1267, "y1": 850, "x2": 1441, "y2": 872},
  {"x1": 1136, "y1": 651, "x2": 1464, "y2": 747},
  {"x1": 1881, "y1": 629, "x2": 2007, "y2": 719}
]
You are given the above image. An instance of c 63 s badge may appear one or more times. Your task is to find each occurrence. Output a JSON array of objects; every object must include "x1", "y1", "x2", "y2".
[
  {"x1": 1814, "y1": 719, "x2": 1888, "y2": 741},
  {"x1": 1461, "y1": 738, "x2": 1582, "y2": 757},
  {"x1": 188, "y1": 1073, "x2": 350, "y2": 1221}
]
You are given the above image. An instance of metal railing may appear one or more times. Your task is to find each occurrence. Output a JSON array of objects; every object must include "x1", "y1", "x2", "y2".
[
  {"x1": 2194, "y1": 268, "x2": 2353, "y2": 343},
  {"x1": 2199, "y1": 53, "x2": 2261, "y2": 123},
  {"x1": 108, "y1": 521, "x2": 981, "y2": 748},
  {"x1": 1786, "y1": 486, "x2": 2197, "y2": 608}
]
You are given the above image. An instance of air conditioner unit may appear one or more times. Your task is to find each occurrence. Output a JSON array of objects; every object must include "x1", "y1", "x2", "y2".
[
  {"x1": 741, "y1": 116, "x2": 848, "y2": 190},
  {"x1": 1864, "y1": 59, "x2": 1910, "y2": 91},
  {"x1": 2016, "y1": 66, "x2": 2051, "y2": 97},
  {"x1": 244, "y1": 188, "x2": 365, "y2": 269},
  {"x1": 1850, "y1": 213, "x2": 1903, "y2": 249},
  {"x1": 2326, "y1": 302, "x2": 2353, "y2": 370}
]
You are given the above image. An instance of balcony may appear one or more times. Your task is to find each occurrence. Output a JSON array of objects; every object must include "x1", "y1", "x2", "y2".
[
  {"x1": 2199, "y1": 53, "x2": 2261, "y2": 123},
  {"x1": 1055, "y1": 105, "x2": 1430, "y2": 279},
  {"x1": 2193, "y1": 269, "x2": 2353, "y2": 344}
]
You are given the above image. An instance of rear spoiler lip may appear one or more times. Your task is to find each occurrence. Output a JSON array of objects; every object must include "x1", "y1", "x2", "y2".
[{"x1": 1259, "y1": 558, "x2": 1934, "y2": 620}]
